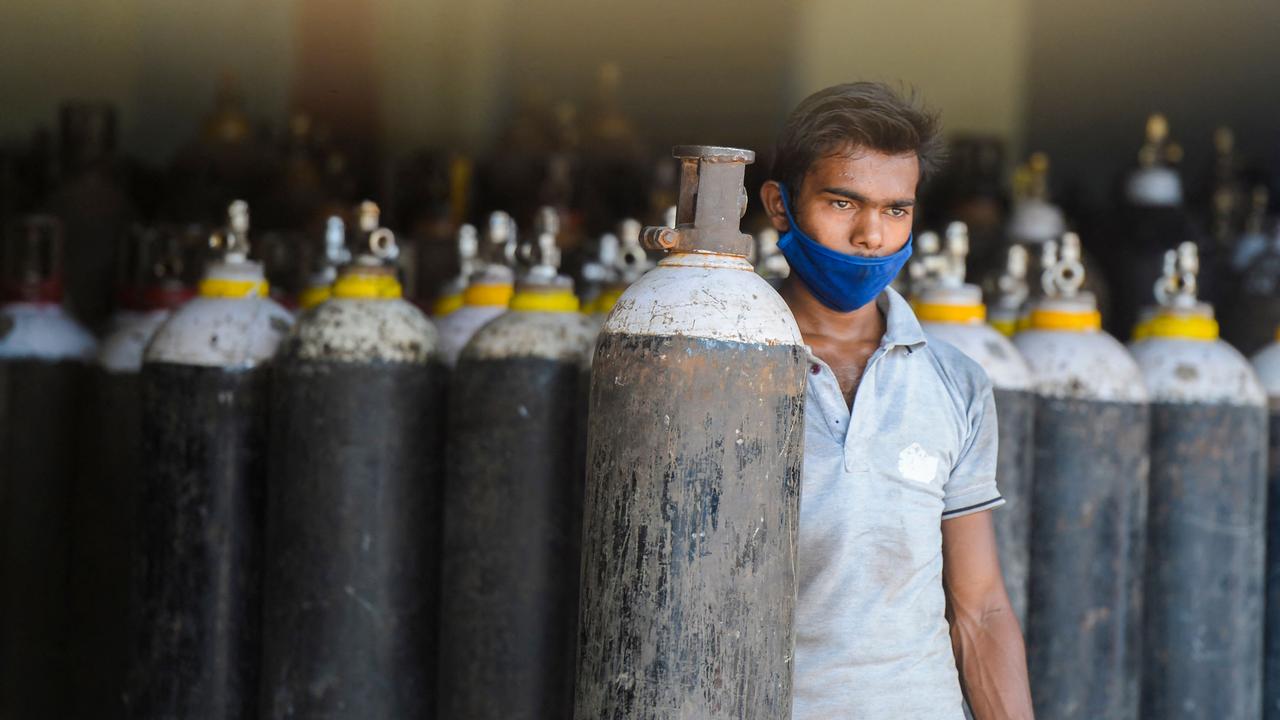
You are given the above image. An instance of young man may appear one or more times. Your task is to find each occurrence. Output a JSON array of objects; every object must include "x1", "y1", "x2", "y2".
[{"x1": 762, "y1": 83, "x2": 1035, "y2": 719}]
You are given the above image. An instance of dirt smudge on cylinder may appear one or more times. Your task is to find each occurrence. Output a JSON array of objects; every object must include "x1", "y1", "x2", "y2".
[
  {"x1": 1026, "y1": 397, "x2": 1149, "y2": 720},
  {"x1": 439, "y1": 356, "x2": 585, "y2": 720},
  {"x1": 1143, "y1": 402, "x2": 1266, "y2": 719},
  {"x1": 129, "y1": 363, "x2": 270, "y2": 720},
  {"x1": 262, "y1": 360, "x2": 445, "y2": 719},
  {"x1": 574, "y1": 332, "x2": 806, "y2": 720}
]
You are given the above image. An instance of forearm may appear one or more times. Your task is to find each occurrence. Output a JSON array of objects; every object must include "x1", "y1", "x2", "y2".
[{"x1": 949, "y1": 600, "x2": 1034, "y2": 720}]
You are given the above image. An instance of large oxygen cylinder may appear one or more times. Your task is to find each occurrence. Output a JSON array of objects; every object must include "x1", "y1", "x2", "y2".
[
  {"x1": 1130, "y1": 241, "x2": 1266, "y2": 718},
  {"x1": 1014, "y1": 233, "x2": 1150, "y2": 720},
  {"x1": 438, "y1": 208, "x2": 595, "y2": 719},
  {"x1": 74, "y1": 224, "x2": 195, "y2": 717},
  {"x1": 1252, "y1": 335, "x2": 1280, "y2": 720},
  {"x1": 0, "y1": 215, "x2": 97, "y2": 718},
  {"x1": 574, "y1": 146, "x2": 807, "y2": 719},
  {"x1": 129, "y1": 201, "x2": 293, "y2": 719},
  {"x1": 435, "y1": 211, "x2": 517, "y2": 368},
  {"x1": 913, "y1": 222, "x2": 1034, "y2": 625},
  {"x1": 262, "y1": 202, "x2": 444, "y2": 718}
]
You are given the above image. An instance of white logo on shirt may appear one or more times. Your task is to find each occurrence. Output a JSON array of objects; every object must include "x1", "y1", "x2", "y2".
[{"x1": 897, "y1": 443, "x2": 939, "y2": 484}]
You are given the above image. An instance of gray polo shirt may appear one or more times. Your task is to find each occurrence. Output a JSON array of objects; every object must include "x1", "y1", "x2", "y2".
[{"x1": 793, "y1": 287, "x2": 1003, "y2": 720}]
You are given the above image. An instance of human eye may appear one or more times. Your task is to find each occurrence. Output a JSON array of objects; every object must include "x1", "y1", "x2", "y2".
[
  {"x1": 831, "y1": 199, "x2": 852, "y2": 210},
  {"x1": 886, "y1": 207, "x2": 910, "y2": 218}
]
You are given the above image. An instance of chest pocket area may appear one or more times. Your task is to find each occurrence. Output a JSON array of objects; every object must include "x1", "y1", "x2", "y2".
[{"x1": 844, "y1": 356, "x2": 957, "y2": 497}]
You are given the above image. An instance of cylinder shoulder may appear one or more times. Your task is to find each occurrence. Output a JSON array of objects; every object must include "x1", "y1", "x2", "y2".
[
  {"x1": 1131, "y1": 337, "x2": 1264, "y2": 406},
  {"x1": 463, "y1": 310, "x2": 595, "y2": 363},
  {"x1": 603, "y1": 257, "x2": 803, "y2": 347},
  {"x1": 145, "y1": 296, "x2": 294, "y2": 368},
  {"x1": 1251, "y1": 341, "x2": 1280, "y2": 398},
  {"x1": 98, "y1": 309, "x2": 171, "y2": 373},
  {"x1": 0, "y1": 302, "x2": 97, "y2": 361},
  {"x1": 1013, "y1": 329, "x2": 1148, "y2": 403},
  {"x1": 923, "y1": 322, "x2": 1032, "y2": 391},
  {"x1": 284, "y1": 298, "x2": 438, "y2": 365}
]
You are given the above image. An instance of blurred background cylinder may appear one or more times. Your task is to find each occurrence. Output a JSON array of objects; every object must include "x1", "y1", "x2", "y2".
[
  {"x1": 128, "y1": 201, "x2": 293, "y2": 719},
  {"x1": 0, "y1": 215, "x2": 97, "y2": 719},
  {"x1": 73, "y1": 223, "x2": 197, "y2": 718},
  {"x1": 911, "y1": 222, "x2": 1035, "y2": 625},
  {"x1": 262, "y1": 202, "x2": 444, "y2": 719},
  {"x1": 1130, "y1": 241, "x2": 1266, "y2": 719},
  {"x1": 1252, "y1": 332, "x2": 1280, "y2": 720},
  {"x1": 1014, "y1": 233, "x2": 1150, "y2": 720},
  {"x1": 434, "y1": 211, "x2": 517, "y2": 368},
  {"x1": 574, "y1": 146, "x2": 807, "y2": 719},
  {"x1": 438, "y1": 206, "x2": 594, "y2": 719}
]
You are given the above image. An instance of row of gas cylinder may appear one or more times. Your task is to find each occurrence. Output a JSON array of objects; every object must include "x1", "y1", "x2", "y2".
[
  {"x1": 911, "y1": 220, "x2": 1279, "y2": 719},
  {"x1": 1, "y1": 144, "x2": 1277, "y2": 720}
]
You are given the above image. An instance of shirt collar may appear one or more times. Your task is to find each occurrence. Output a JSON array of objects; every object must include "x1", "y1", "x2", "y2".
[
  {"x1": 878, "y1": 286, "x2": 928, "y2": 350},
  {"x1": 800, "y1": 286, "x2": 928, "y2": 364}
]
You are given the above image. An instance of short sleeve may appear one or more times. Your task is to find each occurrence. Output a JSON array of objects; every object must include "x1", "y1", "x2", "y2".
[{"x1": 942, "y1": 377, "x2": 1004, "y2": 520}]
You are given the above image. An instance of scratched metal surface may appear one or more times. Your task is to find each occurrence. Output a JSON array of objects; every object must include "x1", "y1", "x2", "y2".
[
  {"x1": 1142, "y1": 401, "x2": 1267, "y2": 719},
  {"x1": 575, "y1": 332, "x2": 806, "y2": 720},
  {"x1": 1025, "y1": 397, "x2": 1149, "y2": 720}
]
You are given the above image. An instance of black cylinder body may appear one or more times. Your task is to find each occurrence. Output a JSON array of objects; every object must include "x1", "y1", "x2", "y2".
[
  {"x1": 1267, "y1": 402, "x2": 1280, "y2": 720},
  {"x1": 262, "y1": 299, "x2": 445, "y2": 719},
  {"x1": 68, "y1": 365, "x2": 142, "y2": 718},
  {"x1": 127, "y1": 261, "x2": 290, "y2": 720},
  {"x1": 1025, "y1": 397, "x2": 1149, "y2": 719},
  {"x1": 438, "y1": 310, "x2": 592, "y2": 719},
  {"x1": 993, "y1": 387, "x2": 1035, "y2": 624},
  {"x1": 1142, "y1": 401, "x2": 1266, "y2": 718},
  {"x1": 130, "y1": 363, "x2": 271, "y2": 719},
  {"x1": 0, "y1": 357, "x2": 87, "y2": 718},
  {"x1": 575, "y1": 330, "x2": 806, "y2": 719}
]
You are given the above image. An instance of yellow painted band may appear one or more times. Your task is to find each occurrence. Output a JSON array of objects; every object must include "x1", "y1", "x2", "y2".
[
  {"x1": 332, "y1": 273, "x2": 402, "y2": 300},
  {"x1": 1131, "y1": 319, "x2": 1153, "y2": 343},
  {"x1": 298, "y1": 285, "x2": 331, "y2": 310},
  {"x1": 990, "y1": 318, "x2": 1018, "y2": 337},
  {"x1": 1146, "y1": 313, "x2": 1218, "y2": 341},
  {"x1": 594, "y1": 287, "x2": 625, "y2": 315},
  {"x1": 915, "y1": 302, "x2": 986, "y2": 324},
  {"x1": 199, "y1": 277, "x2": 270, "y2": 299},
  {"x1": 464, "y1": 283, "x2": 514, "y2": 307},
  {"x1": 510, "y1": 289, "x2": 580, "y2": 313},
  {"x1": 1028, "y1": 308, "x2": 1103, "y2": 332},
  {"x1": 433, "y1": 293, "x2": 464, "y2": 317}
]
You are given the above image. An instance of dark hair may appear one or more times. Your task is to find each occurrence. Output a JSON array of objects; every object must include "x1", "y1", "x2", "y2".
[{"x1": 771, "y1": 82, "x2": 945, "y2": 194}]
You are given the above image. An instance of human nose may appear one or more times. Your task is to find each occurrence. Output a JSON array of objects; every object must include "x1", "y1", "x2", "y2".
[{"x1": 850, "y1": 211, "x2": 884, "y2": 255}]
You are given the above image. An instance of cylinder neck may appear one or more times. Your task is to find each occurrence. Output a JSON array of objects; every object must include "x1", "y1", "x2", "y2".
[{"x1": 641, "y1": 146, "x2": 755, "y2": 256}]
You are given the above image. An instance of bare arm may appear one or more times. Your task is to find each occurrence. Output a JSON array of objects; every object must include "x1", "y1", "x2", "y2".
[{"x1": 942, "y1": 511, "x2": 1034, "y2": 719}]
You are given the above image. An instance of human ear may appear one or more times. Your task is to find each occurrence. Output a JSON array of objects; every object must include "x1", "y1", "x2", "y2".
[{"x1": 759, "y1": 181, "x2": 790, "y2": 233}]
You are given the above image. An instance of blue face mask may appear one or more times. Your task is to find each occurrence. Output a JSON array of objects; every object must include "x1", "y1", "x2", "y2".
[{"x1": 776, "y1": 185, "x2": 913, "y2": 312}]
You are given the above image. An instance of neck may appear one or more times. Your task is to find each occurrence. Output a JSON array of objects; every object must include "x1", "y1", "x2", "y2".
[{"x1": 780, "y1": 275, "x2": 884, "y2": 343}]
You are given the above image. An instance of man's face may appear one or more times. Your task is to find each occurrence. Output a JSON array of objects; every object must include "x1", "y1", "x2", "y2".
[{"x1": 764, "y1": 147, "x2": 919, "y2": 258}]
